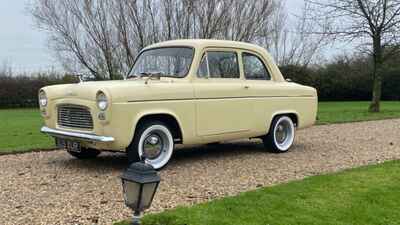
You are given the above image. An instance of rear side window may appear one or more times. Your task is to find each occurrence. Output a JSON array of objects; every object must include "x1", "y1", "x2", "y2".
[
  {"x1": 242, "y1": 52, "x2": 271, "y2": 80},
  {"x1": 197, "y1": 51, "x2": 240, "y2": 79}
]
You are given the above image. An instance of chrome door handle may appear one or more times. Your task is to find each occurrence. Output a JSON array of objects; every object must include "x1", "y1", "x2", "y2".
[{"x1": 244, "y1": 85, "x2": 250, "y2": 89}]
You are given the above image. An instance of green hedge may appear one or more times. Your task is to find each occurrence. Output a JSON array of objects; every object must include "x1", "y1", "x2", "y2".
[
  {"x1": 0, "y1": 54, "x2": 399, "y2": 108},
  {"x1": 0, "y1": 73, "x2": 78, "y2": 108},
  {"x1": 280, "y1": 56, "x2": 400, "y2": 101}
]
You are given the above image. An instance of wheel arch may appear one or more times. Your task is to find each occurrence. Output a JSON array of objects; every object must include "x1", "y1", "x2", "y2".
[
  {"x1": 269, "y1": 111, "x2": 299, "y2": 129},
  {"x1": 132, "y1": 111, "x2": 184, "y2": 144}
]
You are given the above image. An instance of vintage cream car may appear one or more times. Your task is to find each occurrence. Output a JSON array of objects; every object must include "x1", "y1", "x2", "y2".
[{"x1": 40, "y1": 39, "x2": 317, "y2": 169}]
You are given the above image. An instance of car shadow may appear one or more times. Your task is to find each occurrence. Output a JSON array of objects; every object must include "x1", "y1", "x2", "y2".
[
  {"x1": 54, "y1": 140, "x2": 272, "y2": 171},
  {"x1": 54, "y1": 140, "x2": 309, "y2": 173},
  {"x1": 173, "y1": 141, "x2": 266, "y2": 160}
]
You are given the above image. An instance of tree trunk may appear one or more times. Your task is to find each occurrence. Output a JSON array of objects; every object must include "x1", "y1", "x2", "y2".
[
  {"x1": 369, "y1": 36, "x2": 383, "y2": 113},
  {"x1": 369, "y1": 74, "x2": 382, "y2": 112}
]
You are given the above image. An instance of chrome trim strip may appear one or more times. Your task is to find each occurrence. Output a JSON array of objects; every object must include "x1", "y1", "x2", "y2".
[
  {"x1": 41, "y1": 126, "x2": 114, "y2": 142},
  {"x1": 127, "y1": 95, "x2": 315, "y2": 103}
]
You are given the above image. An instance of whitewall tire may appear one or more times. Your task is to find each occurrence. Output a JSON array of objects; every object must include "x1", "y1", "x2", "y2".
[
  {"x1": 127, "y1": 121, "x2": 174, "y2": 170},
  {"x1": 263, "y1": 116, "x2": 295, "y2": 153}
]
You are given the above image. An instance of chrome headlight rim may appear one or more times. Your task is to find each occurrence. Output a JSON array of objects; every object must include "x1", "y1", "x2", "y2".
[
  {"x1": 39, "y1": 90, "x2": 48, "y2": 107},
  {"x1": 96, "y1": 91, "x2": 108, "y2": 111}
]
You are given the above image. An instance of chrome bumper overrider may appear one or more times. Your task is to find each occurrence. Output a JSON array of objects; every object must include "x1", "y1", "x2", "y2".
[{"x1": 41, "y1": 126, "x2": 114, "y2": 142}]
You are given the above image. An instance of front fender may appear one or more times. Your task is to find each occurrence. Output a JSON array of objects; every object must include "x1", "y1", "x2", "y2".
[{"x1": 131, "y1": 109, "x2": 184, "y2": 137}]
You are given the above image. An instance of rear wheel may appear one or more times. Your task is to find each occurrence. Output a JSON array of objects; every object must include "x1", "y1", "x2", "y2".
[
  {"x1": 263, "y1": 116, "x2": 295, "y2": 153},
  {"x1": 67, "y1": 148, "x2": 100, "y2": 159},
  {"x1": 127, "y1": 121, "x2": 174, "y2": 170}
]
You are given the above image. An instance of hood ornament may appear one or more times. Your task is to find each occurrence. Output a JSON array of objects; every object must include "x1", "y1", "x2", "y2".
[{"x1": 75, "y1": 73, "x2": 97, "y2": 83}]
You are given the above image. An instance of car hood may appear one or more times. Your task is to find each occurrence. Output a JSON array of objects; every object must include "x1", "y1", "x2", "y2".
[{"x1": 42, "y1": 79, "x2": 193, "y2": 102}]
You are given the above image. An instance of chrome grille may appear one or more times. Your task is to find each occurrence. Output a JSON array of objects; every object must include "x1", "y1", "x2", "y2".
[{"x1": 57, "y1": 105, "x2": 93, "y2": 129}]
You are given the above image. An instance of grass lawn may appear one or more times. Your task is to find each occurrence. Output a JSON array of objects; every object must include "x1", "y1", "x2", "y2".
[
  {"x1": 115, "y1": 161, "x2": 400, "y2": 225},
  {"x1": 0, "y1": 108, "x2": 53, "y2": 154},
  {"x1": 0, "y1": 101, "x2": 399, "y2": 153},
  {"x1": 317, "y1": 101, "x2": 400, "y2": 124}
]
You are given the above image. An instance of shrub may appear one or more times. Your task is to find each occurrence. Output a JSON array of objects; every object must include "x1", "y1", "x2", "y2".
[
  {"x1": 0, "y1": 72, "x2": 78, "y2": 108},
  {"x1": 280, "y1": 55, "x2": 400, "y2": 101}
]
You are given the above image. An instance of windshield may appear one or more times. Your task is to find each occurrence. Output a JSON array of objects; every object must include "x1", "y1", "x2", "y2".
[{"x1": 129, "y1": 47, "x2": 194, "y2": 78}]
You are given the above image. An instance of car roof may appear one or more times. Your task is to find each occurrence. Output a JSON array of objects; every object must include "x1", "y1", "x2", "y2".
[
  {"x1": 143, "y1": 39, "x2": 285, "y2": 82},
  {"x1": 144, "y1": 39, "x2": 268, "y2": 53}
]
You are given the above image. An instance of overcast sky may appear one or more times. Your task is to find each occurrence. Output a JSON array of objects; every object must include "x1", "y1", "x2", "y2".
[
  {"x1": 0, "y1": 0, "x2": 57, "y2": 72},
  {"x1": 0, "y1": 0, "x2": 307, "y2": 72}
]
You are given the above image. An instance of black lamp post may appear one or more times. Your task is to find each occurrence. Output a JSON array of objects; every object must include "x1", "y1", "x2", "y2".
[{"x1": 121, "y1": 160, "x2": 161, "y2": 225}]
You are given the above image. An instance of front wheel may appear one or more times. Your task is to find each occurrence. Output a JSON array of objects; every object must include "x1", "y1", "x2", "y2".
[
  {"x1": 263, "y1": 116, "x2": 295, "y2": 153},
  {"x1": 127, "y1": 121, "x2": 174, "y2": 170}
]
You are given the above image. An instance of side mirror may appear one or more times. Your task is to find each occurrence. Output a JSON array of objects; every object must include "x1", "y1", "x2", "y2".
[{"x1": 286, "y1": 78, "x2": 293, "y2": 82}]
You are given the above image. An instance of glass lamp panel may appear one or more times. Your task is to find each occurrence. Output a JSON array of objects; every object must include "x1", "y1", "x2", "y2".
[
  {"x1": 122, "y1": 179, "x2": 141, "y2": 209},
  {"x1": 140, "y1": 182, "x2": 159, "y2": 210}
]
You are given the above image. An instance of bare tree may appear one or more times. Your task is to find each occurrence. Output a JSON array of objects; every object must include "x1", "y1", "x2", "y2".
[
  {"x1": 261, "y1": 1, "x2": 329, "y2": 67},
  {"x1": 225, "y1": 0, "x2": 278, "y2": 42},
  {"x1": 31, "y1": 0, "x2": 284, "y2": 80},
  {"x1": 306, "y1": 0, "x2": 400, "y2": 112},
  {"x1": 31, "y1": 0, "x2": 120, "y2": 80},
  {"x1": 0, "y1": 60, "x2": 13, "y2": 77}
]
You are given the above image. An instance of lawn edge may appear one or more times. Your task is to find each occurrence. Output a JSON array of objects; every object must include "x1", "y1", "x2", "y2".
[
  {"x1": 113, "y1": 160, "x2": 399, "y2": 225},
  {"x1": 316, "y1": 116, "x2": 400, "y2": 125},
  {"x1": 2, "y1": 117, "x2": 400, "y2": 156},
  {"x1": 0, "y1": 148, "x2": 58, "y2": 156}
]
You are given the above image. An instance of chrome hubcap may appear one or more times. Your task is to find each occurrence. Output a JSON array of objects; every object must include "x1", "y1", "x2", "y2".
[
  {"x1": 275, "y1": 124, "x2": 288, "y2": 144},
  {"x1": 143, "y1": 134, "x2": 164, "y2": 160},
  {"x1": 138, "y1": 124, "x2": 174, "y2": 170}
]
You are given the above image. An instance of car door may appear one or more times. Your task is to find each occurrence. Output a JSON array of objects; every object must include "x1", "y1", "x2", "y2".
[
  {"x1": 193, "y1": 49, "x2": 253, "y2": 137},
  {"x1": 240, "y1": 51, "x2": 282, "y2": 132}
]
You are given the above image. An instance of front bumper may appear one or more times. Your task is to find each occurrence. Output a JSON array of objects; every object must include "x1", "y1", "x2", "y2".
[{"x1": 41, "y1": 126, "x2": 115, "y2": 143}]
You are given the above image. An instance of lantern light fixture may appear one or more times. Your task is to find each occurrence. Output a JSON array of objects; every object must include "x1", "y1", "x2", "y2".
[{"x1": 121, "y1": 159, "x2": 161, "y2": 225}]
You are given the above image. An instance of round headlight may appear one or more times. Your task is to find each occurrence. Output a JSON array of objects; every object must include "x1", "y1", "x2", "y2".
[
  {"x1": 39, "y1": 90, "x2": 47, "y2": 107},
  {"x1": 97, "y1": 91, "x2": 108, "y2": 110}
]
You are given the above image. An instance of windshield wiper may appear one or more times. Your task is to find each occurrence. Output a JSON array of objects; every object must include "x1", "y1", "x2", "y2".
[
  {"x1": 126, "y1": 73, "x2": 141, "y2": 79},
  {"x1": 141, "y1": 71, "x2": 164, "y2": 77},
  {"x1": 127, "y1": 71, "x2": 165, "y2": 79},
  {"x1": 142, "y1": 72, "x2": 164, "y2": 84}
]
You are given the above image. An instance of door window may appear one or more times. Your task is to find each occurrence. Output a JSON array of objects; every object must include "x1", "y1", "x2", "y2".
[
  {"x1": 197, "y1": 51, "x2": 240, "y2": 78},
  {"x1": 242, "y1": 52, "x2": 271, "y2": 80},
  {"x1": 197, "y1": 55, "x2": 208, "y2": 78}
]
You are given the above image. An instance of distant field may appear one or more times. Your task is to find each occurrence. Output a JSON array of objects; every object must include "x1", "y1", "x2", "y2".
[{"x1": 0, "y1": 101, "x2": 399, "y2": 153}]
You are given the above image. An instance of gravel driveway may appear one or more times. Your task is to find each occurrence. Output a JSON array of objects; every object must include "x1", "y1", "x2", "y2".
[{"x1": 1, "y1": 119, "x2": 399, "y2": 225}]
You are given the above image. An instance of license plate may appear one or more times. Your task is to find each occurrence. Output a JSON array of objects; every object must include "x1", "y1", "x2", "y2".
[{"x1": 56, "y1": 138, "x2": 81, "y2": 153}]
